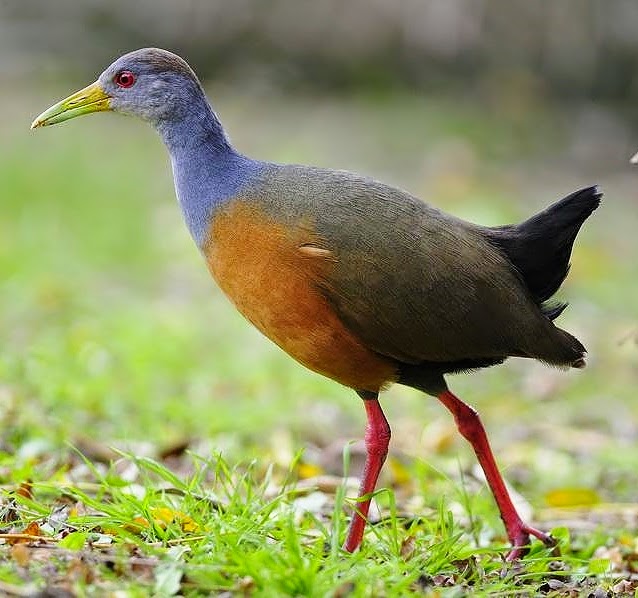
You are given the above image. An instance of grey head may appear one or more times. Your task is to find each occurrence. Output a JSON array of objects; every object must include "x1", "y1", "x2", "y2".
[
  {"x1": 31, "y1": 48, "x2": 214, "y2": 132},
  {"x1": 98, "y1": 48, "x2": 207, "y2": 125}
]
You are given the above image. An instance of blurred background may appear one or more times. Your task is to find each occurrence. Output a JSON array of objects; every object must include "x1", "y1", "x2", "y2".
[{"x1": 1, "y1": 0, "x2": 637, "y2": 513}]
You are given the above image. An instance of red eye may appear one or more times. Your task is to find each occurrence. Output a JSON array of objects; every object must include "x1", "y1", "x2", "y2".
[{"x1": 114, "y1": 70, "x2": 136, "y2": 88}]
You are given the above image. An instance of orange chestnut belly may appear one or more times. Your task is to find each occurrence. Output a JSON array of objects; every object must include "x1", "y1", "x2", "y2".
[{"x1": 202, "y1": 202, "x2": 397, "y2": 392}]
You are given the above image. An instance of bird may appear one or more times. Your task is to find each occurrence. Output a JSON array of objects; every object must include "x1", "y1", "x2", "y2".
[{"x1": 31, "y1": 48, "x2": 601, "y2": 560}]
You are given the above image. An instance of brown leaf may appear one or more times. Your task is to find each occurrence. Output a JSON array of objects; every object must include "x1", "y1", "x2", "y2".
[
  {"x1": 122, "y1": 517, "x2": 151, "y2": 534},
  {"x1": 539, "y1": 579, "x2": 568, "y2": 593},
  {"x1": 5, "y1": 522, "x2": 44, "y2": 545},
  {"x1": 399, "y1": 535, "x2": 416, "y2": 561},
  {"x1": 296, "y1": 475, "x2": 358, "y2": 495},
  {"x1": 67, "y1": 557, "x2": 95, "y2": 584},
  {"x1": 319, "y1": 439, "x2": 367, "y2": 477},
  {"x1": 432, "y1": 574, "x2": 455, "y2": 587},
  {"x1": 159, "y1": 439, "x2": 192, "y2": 460},
  {"x1": 612, "y1": 579, "x2": 638, "y2": 595},
  {"x1": 16, "y1": 482, "x2": 33, "y2": 501},
  {"x1": 452, "y1": 556, "x2": 479, "y2": 578},
  {"x1": 74, "y1": 436, "x2": 119, "y2": 463},
  {"x1": 0, "y1": 499, "x2": 20, "y2": 524},
  {"x1": 10, "y1": 543, "x2": 31, "y2": 567},
  {"x1": 23, "y1": 521, "x2": 42, "y2": 537},
  {"x1": 332, "y1": 581, "x2": 355, "y2": 597},
  {"x1": 237, "y1": 576, "x2": 255, "y2": 593}
]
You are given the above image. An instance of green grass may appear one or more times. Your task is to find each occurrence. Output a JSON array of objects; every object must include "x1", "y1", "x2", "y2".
[
  {"x1": 1, "y1": 84, "x2": 637, "y2": 595},
  {"x1": 0, "y1": 451, "x2": 613, "y2": 596}
]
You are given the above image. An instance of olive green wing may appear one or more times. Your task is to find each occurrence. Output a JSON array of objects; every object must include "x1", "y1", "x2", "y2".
[{"x1": 254, "y1": 164, "x2": 552, "y2": 365}]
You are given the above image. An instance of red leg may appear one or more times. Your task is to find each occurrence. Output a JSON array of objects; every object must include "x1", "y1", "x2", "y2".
[
  {"x1": 437, "y1": 389, "x2": 555, "y2": 560},
  {"x1": 343, "y1": 393, "x2": 391, "y2": 553}
]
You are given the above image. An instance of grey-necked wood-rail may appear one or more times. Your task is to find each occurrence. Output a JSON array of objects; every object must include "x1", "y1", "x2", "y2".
[{"x1": 31, "y1": 48, "x2": 601, "y2": 559}]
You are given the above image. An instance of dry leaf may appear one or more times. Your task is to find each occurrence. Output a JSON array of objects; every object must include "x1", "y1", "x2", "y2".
[
  {"x1": 74, "y1": 437, "x2": 119, "y2": 463},
  {"x1": 151, "y1": 507, "x2": 199, "y2": 533},
  {"x1": 159, "y1": 439, "x2": 192, "y2": 460},
  {"x1": 421, "y1": 420, "x2": 456, "y2": 454},
  {"x1": 10, "y1": 543, "x2": 30, "y2": 567},
  {"x1": 68, "y1": 557, "x2": 95, "y2": 584},
  {"x1": 399, "y1": 535, "x2": 416, "y2": 561},
  {"x1": 16, "y1": 482, "x2": 33, "y2": 501},
  {"x1": 125, "y1": 508, "x2": 200, "y2": 534},
  {"x1": 612, "y1": 579, "x2": 638, "y2": 595},
  {"x1": 122, "y1": 517, "x2": 151, "y2": 534},
  {"x1": 296, "y1": 475, "x2": 358, "y2": 495},
  {"x1": 545, "y1": 488, "x2": 601, "y2": 508},
  {"x1": 387, "y1": 457, "x2": 411, "y2": 487},
  {"x1": 10, "y1": 522, "x2": 43, "y2": 545},
  {"x1": 432, "y1": 574, "x2": 455, "y2": 587},
  {"x1": 24, "y1": 522, "x2": 42, "y2": 537},
  {"x1": 237, "y1": 576, "x2": 255, "y2": 592},
  {"x1": 297, "y1": 462, "x2": 324, "y2": 479},
  {"x1": 332, "y1": 581, "x2": 355, "y2": 597}
]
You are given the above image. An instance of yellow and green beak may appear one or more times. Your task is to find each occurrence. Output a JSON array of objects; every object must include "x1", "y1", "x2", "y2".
[{"x1": 31, "y1": 81, "x2": 111, "y2": 129}]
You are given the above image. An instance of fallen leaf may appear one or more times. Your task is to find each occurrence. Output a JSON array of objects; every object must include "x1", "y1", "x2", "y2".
[
  {"x1": 420, "y1": 419, "x2": 456, "y2": 454},
  {"x1": 8, "y1": 522, "x2": 43, "y2": 545},
  {"x1": 237, "y1": 576, "x2": 255, "y2": 592},
  {"x1": 0, "y1": 499, "x2": 20, "y2": 524},
  {"x1": 545, "y1": 488, "x2": 601, "y2": 508},
  {"x1": 452, "y1": 556, "x2": 479, "y2": 579},
  {"x1": 612, "y1": 579, "x2": 638, "y2": 595},
  {"x1": 74, "y1": 437, "x2": 119, "y2": 463},
  {"x1": 10, "y1": 543, "x2": 30, "y2": 567},
  {"x1": 150, "y1": 507, "x2": 199, "y2": 533},
  {"x1": 67, "y1": 557, "x2": 95, "y2": 584},
  {"x1": 296, "y1": 475, "x2": 359, "y2": 495},
  {"x1": 127, "y1": 508, "x2": 200, "y2": 534},
  {"x1": 332, "y1": 581, "x2": 355, "y2": 597},
  {"x1": 159, "y1": 439, "x2": 192, "y2": 460},
  {"x1": 16, "y1": 482, "x2": 33, "y2": 501},
  {"x1": 431, "y1": 574, "x2": 455, "y2": 587},
  {"x1": 399, "y1": 535, "x2": 416, "y2": 561},
  {"x1": 297, "y1": 462, "x2": 324, "y2": 479},
  {"x1": 538, "y1": 579, "x2": 568, "y2": 593},
  {"x1": 122, "y1": 517, "x2": 151, "y2": 534},
  {"x1": 387, "y1": 457, "x2": 411, "y2": 487}
]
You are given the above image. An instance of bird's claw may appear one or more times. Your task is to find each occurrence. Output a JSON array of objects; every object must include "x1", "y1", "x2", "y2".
[{"x1": 505, "y1": 526, "x2": 559, "y2": 562}]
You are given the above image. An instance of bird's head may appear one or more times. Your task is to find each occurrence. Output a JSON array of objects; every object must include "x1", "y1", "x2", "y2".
[{"x1": 31, "y1": 48, "x2": 204, "y2": 129}]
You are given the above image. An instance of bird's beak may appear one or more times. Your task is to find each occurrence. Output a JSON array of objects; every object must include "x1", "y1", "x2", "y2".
[
  {"x1": 31, "y1": 81, "x2": 111, "y2": 129},
  {"x1": 631, "y1": 151, "x2": 638, "y2": 165}
]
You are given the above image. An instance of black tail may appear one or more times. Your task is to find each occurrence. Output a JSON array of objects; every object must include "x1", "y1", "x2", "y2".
[{"x1": 484, "y1": 186, "x2": 602, "y2": 319}]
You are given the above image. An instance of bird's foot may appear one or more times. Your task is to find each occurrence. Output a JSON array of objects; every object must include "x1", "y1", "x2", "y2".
[{"x1": 505, "y1": 525, "x2": 558, "y2": 561}]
